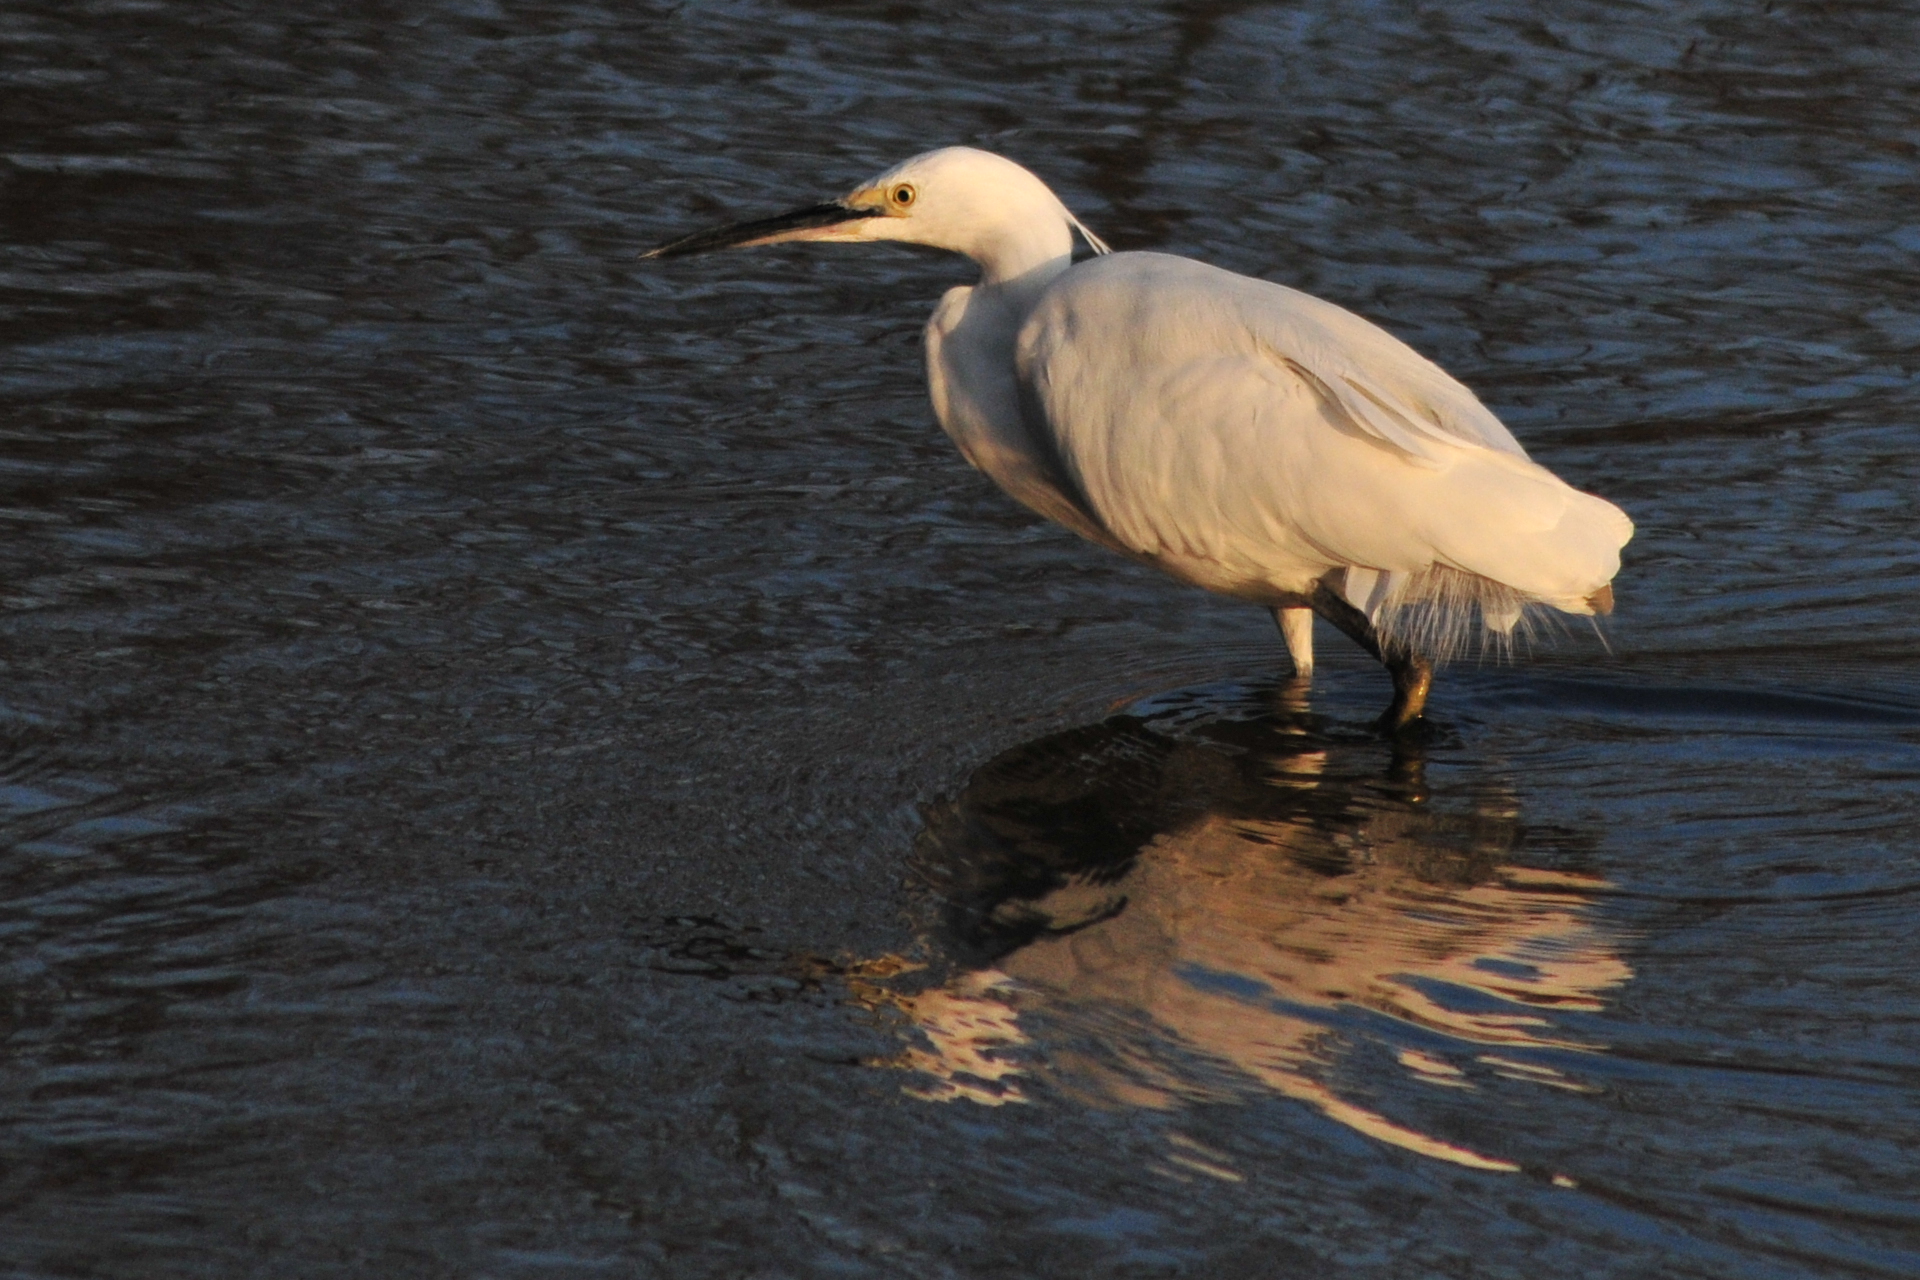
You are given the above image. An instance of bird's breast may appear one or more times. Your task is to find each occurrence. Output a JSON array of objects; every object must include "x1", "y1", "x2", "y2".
[{"x1": 925, "y1": 285, "x2": 1125, "y2": 553}]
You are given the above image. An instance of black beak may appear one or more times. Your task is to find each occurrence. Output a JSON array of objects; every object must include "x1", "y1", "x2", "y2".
[{"x1": 641, "y1": 201, "x2": 881, "y2": 260}]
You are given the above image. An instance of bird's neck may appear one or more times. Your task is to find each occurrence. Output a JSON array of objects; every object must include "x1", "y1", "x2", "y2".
[
  {"x1": 974, "y1": 255, "x2": 1074, "y2": 324},
  {"x1": 969, "y1": 217, "x2": 1076, "y2": 289}
]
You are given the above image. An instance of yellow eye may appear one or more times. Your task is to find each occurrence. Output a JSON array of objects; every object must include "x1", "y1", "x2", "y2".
[{"x1": 891, "y1": 183, "x2": 916, "y2": 208}]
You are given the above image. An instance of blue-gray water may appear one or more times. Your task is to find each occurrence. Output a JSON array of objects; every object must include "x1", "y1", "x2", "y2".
[{"x1": 3, "y1": 2, "x2": 1918, "y2": 1276}]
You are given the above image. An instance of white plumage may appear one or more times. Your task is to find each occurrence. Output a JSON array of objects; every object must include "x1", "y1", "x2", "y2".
[{"x1": 646, "y1": 146, "x2": 1633, "y2": 728}]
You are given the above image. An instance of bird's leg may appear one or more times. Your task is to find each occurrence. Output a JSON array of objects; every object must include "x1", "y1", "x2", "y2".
[
  {"x1": 1271, "y1": 605, "x2": 1314, "y2": 679},
  {"x1": 1307, "y1": 580, "x2": 1433, "y2": 733},
  {"x1": 1379, "y1": 654, "x2": 1433, "y2": 734}
]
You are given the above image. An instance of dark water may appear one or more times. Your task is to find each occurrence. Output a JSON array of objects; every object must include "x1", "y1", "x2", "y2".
[{"x1": 4, "y1": 1, "x2": 1919, "y2": 1275}]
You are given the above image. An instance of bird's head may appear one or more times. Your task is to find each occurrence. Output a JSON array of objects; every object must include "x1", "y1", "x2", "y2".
[{"x1": 643, "y1": 146, "x2": 1108, "y2": 284}]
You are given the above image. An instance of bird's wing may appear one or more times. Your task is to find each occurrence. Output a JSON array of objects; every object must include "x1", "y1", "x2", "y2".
[
  {"x1": 1236, "y1": 270, "x2": 1526, "y2": 463},
  {"x1": 1014, "y1": 252, "x2": 1628, "y2": 606},
  {"x1": 1035, "y1": 253, "x2": 1527, "y2": 466}
]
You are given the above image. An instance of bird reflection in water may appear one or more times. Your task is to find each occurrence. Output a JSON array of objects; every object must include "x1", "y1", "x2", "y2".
[{"x1": 851, "y1": 684, "x2": 1629, "y2": 1174}]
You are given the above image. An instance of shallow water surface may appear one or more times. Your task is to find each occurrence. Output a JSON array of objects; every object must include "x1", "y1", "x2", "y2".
[{"x1": 2, "y1": 1, "x2": 1919, "y2": 1276}]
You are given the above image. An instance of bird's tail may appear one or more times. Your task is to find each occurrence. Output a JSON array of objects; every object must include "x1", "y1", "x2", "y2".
[{"x1": 1342, "y1": 564, "x2": 1609, "y2": 664}]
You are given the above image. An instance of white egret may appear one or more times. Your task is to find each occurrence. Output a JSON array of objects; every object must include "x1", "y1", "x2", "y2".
[{"x1": 644, "y1": 147, "x2": 1632, "y2": 729}]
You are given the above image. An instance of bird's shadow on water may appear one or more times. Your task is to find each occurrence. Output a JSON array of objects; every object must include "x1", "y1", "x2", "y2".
[{"x1": 846, "y1": 678, "x2": 1631, "y2": 1174}]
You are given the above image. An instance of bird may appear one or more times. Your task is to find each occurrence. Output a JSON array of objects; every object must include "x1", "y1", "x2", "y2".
[{"x1": 643, "y1": 147, "x2": 1632, "y2": 731}]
